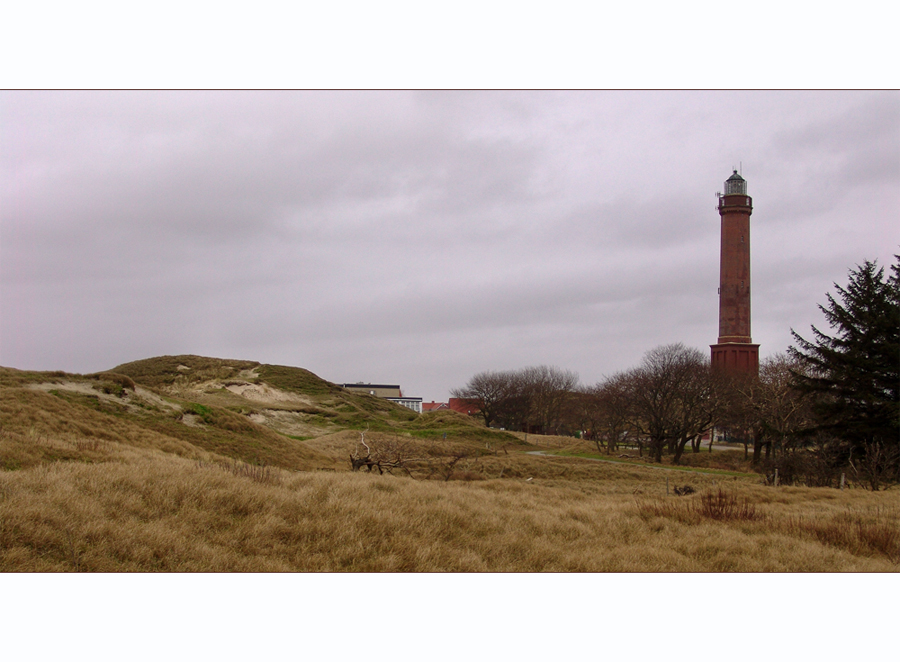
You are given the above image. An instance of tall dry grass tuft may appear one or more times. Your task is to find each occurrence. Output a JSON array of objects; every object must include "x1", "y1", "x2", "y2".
[
  {"x1": 780, "y1": 509, "x2": 899, "y2": 562},
  {"x1": 696, "y1": 488, "x2": 761, "y2": 521},
  {"x1": 197, "y1": 459, "x2": 282, "y2": 485},
  {"x1": 636, "y1": 488, "x2": 761, "y2": 524}
]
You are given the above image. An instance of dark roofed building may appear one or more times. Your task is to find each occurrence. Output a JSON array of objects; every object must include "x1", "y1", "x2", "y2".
[
  {"x1": 340, "y1": 383, "x2": 422, "y2": 414},
  {"x1": 341, "y1": 383, "x2": 401, "y2": 398}
]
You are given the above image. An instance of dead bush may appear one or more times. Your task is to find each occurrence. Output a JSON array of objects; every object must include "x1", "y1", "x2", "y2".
[
  {"x1": 197, "y1": 459, "x2": 281, "y2": 485},
  {"x1": 697, "y1": 488, "x2": 760, "y2": 521},
  {"x1": 637, "y1": 488, "x2": 761, "y2": 523},
  {"x1": 763, "y1": 451, "x2": 841, "y2": 488}
]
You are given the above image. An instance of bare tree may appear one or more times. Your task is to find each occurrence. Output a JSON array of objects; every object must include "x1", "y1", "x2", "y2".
[
  {"x1": 451, "y1": 365, "x2": 580, "y2": 435},
  {"x1": 849, "y1": 439, "x2": 900, "y2": 491},
  {"x1": 567, "y1": 387, "x2": 606, "y2": 447},
  {"x1": 720, "y1": 353, "x2": 815, "y2": 465},
  {"x1": 755, "y1": 353, "x2": 814, "y2": 462},
  {"x1": 450, "y1": 370, "x2": 519, "y2": 428},
  {"x1": 715, "y1": 369, "x2": 760, "y2": 460},
  {"x1": 621, "y1": 344, "x2": 718, "y2": 464},
  {"x1": 671, "y1": 363, "x2": 721, "y2": 465},
  {"x1": 519, "y1": 365, "x2": 580, "y2": 435},
  {"x1": 584, "y1": 373, "x2": 633, "y2": 454}
]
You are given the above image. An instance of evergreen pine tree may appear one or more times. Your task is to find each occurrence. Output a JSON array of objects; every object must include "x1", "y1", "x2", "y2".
[{"x1": 789, "y1": 256, "x2": 900, "y2": 485}]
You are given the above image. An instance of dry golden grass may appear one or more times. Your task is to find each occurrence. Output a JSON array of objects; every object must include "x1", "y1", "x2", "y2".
[
  {"x1": 1, "y1": 441, "x2": 897, "y2": 572},
  {"x1": 2, "y1": 359, "x2": 898, "y2": 572}
]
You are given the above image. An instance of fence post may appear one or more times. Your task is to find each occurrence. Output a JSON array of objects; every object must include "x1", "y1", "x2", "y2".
[
  {"x1": 666, "y1": 476, "x2": 669, "y2": 496},
  {"x1": 840, "y1": 473, "x2": 845, "y2": 491},
  {"x1": 774, "y1": 468, "x2": 779, "y2": 487}
]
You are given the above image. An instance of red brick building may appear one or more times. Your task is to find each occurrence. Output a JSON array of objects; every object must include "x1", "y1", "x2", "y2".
[{"x1": 448, "y1": 397, "x2": 481, "y2": 416}]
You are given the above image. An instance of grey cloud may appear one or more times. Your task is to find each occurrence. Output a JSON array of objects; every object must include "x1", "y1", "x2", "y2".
[{"x1": 2, "y1": 91, "x2": 897, "y2": 401}]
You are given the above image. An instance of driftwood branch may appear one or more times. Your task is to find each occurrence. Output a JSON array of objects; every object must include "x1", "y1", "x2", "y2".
[{"x1": 350, "y1": 431, "x2": 426, "y2": 475}]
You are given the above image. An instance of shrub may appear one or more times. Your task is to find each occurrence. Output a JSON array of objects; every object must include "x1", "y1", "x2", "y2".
[
  {"x1": 637, "y1": 488, "x2": 761, "y2": 523},
  {"x1": 763, "y1": 451, "x2": 842, "y2": 488},
  {"x1": 92, "y1": 381, "x2": 125, "y2": 398},
  {"x1": 696, "y1": 488, "x2": 760, "y2": 521},
  {"x1": 196, "y1": 459, "x2": 282, "y2": 485},
  {"x1": 89, "y1": 372, "x2": 136, "y2": 391}
]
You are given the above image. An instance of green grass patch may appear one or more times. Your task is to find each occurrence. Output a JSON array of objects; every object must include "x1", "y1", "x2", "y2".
[
  {"x1": 48, "y1": 389, "x2": 129, "y2": 417},
  {"x1": 91, "y1": 381, "x2": 126, "y2": 398},
  {"x1": 0, "y1": 367, "x2": 72, "y2": 388},
  {"x1": 184, "y1": 403, "x2": 214, "y2": 424},
  {"x1": 406, "y1": 427, "x2": 519, "y2": 444},
  {"x1": 256, "y1": 364, "x2": 338, "y2": 397},
  {"x1": 113, "y1": 355, "x2": 259, "y2": 389},
  {"x1": 552, "y1": 450, "x2": 758, "y2": 477}
]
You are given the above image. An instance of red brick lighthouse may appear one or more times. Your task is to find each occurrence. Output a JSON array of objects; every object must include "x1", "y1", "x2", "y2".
[{"x1": 711, "y1": 170, "x2": 759, "y2": 374}]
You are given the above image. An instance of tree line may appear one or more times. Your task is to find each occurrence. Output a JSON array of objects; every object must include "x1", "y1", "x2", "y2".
[{"x1": 451, "y1": 256, "x2": 899, "y2": 489}]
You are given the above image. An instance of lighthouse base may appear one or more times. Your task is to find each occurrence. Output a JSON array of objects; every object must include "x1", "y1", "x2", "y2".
[{"x1": 710, "y1": 342, "x2": 759, "y2": 375}]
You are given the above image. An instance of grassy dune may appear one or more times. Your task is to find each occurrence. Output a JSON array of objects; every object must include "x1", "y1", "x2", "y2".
[
  {"x1": 0, "y1": 384, "x2": 337, "y2": 471},
  {"x1": 1, "y1": 359, "x2": 898, "y2": 572}
]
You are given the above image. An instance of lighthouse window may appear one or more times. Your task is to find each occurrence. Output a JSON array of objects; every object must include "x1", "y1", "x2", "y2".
[{"x1": 741, "y1": 235, "x2": 744, "y2": 243}]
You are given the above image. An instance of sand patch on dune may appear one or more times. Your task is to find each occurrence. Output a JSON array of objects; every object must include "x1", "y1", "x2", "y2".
[
  {"x1": 26, "y1": 381, "x2": 181, "y2": 415},
  {"x1": 248, "y1": 409, "x2": 337, "y2": 438},
  {"x1": 222, "y1": 381, "x2": 312, "y2": 406}
]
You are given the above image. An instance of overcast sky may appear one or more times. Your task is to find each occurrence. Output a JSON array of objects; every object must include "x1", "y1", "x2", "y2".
[{"x1": 2, "y1": 91, "x2": 898, "y2": 400}]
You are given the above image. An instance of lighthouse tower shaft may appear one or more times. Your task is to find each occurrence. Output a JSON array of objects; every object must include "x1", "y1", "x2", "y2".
[{"x1": 711, "y1": 171, "x2": 759, "y2": 374}]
